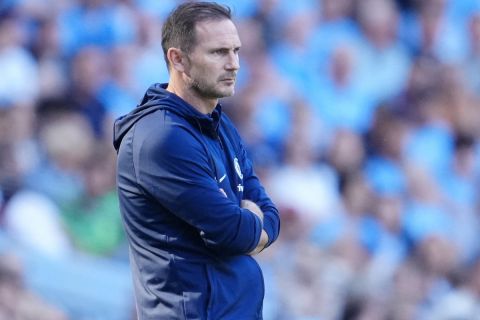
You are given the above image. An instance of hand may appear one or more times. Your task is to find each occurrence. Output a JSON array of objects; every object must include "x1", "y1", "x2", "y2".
[
  {"x1": 242, "y1": 199, "x2": 268, "y2": 255},
  {"x1": 241, "y1": 199, "x2": 263, "y2": 221},
  {"x1": 248, "y1": 230, "x2": 268, "y2": 255}
]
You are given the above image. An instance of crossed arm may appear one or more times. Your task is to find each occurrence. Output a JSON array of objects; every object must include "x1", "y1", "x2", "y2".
[
  {"x1": 137, "y1": 123, "x2": 279, "y2": 256},
  {"x1": 241, "y1": 199, "x2": 269, "y2": 255}
]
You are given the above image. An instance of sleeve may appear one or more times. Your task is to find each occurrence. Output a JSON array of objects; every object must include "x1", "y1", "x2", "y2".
[
  {"x1": 237, "y1": 134, "x2": 281, "y2": 248},
  {"x1": 135, "y1": 123, "x2": 262, "y2": 256}
]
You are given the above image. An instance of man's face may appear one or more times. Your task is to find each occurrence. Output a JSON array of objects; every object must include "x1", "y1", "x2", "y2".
[{"x1": 184, "y1": 19, "x2": 241, "y2": 99}]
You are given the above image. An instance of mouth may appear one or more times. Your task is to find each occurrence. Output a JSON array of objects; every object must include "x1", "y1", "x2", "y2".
[
  {"x1": 220, "y1": 74, "x2": 236, "y2": 82},
  {"x1": 220, "y1": 78, "x2": 236, "y2": 84}
]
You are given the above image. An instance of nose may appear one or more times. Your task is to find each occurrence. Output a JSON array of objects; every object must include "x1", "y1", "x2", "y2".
[{"x1": 225, "y1": 51, "x2": 240, "y2": 71}]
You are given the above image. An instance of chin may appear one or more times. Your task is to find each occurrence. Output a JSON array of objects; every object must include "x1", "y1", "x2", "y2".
[
  {"x1": 223, "y1": 89, "x2": 235, "y2": 97},
  {"x1": 222, "y1": 86, "x2": 236, "y2": 97},
  {"x1": 213, "y1": 89, "x2": 234, "y2": 99}
]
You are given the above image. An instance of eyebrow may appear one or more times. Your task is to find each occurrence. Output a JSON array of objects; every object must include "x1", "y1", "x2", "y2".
[{"x1": 209, "y1": 43, "x2": 242, "y2": 50}]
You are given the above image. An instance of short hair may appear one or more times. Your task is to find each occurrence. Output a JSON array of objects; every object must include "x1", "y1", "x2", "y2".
[{"x1": 161, "y1": 2, "x2": 232, "y2": 69}]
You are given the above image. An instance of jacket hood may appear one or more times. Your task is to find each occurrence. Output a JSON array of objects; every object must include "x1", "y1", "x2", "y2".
[{"x1": 113, "y1": 83, "x2": 222, "y2": 151}]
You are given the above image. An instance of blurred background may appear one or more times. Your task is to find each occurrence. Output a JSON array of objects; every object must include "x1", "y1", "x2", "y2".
[{"x1": 1, "y1": 0, "x2": 480, "y2": 319}]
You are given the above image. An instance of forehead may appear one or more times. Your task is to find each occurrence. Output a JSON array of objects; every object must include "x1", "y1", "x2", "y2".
[{"x1": 193, "y1": 19, "x2": 241, "y2": 49}]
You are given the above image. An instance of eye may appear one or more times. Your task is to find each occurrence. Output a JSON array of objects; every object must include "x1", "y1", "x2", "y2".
[{"x1": 213, "y1": 49, "x2": 229, "y2": 55}]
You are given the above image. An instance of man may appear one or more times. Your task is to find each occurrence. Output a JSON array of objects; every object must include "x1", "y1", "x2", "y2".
[{"x1": 113, "y1": 2, "x2": 281, "y2": 319}]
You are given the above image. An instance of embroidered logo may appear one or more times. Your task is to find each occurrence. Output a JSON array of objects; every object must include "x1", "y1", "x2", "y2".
[
  {"x1": 233, "y1": 157, "x2": 243, "y2": 180},
  {"x1": 218, "y1": 174, "x2": 227, "y2": 183}
]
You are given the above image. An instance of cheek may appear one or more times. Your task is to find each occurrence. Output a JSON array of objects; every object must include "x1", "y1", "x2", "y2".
[
  {"x1": 200, "y1": 58, "x2": 223, "y2": 74},
  {"x1": 191, "y1": 62, "x2": 213, "y2": 79}
]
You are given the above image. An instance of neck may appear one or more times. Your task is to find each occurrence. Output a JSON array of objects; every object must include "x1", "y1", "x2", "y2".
[{"x1": 166, "y1": 80, "x2": 218, "y2": 114}]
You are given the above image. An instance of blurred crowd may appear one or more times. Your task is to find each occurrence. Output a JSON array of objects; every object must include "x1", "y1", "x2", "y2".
[{"x1": 1, "y1": 0, "x2": 480, "y2": 319}]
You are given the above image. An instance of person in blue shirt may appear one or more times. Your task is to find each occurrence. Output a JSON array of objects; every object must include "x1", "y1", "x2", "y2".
[{"x1": 113, "y1": 2, "x2": 281, "y2": 319}]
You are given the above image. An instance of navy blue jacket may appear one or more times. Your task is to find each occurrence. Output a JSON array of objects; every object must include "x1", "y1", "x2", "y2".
[{"x1": 113, "y1": 83, "x2": 280, "y2": 319}]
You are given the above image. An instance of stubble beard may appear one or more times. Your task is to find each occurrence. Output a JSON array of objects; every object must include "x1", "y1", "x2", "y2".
[
  {"x1": 190, "y1": 77, "x2": 234, "y2": 99},
  {"x1": 184, "y1": 56, "x2": 235, "y2": 99}
]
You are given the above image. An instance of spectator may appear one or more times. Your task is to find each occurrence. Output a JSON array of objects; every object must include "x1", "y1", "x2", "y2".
[
  {"x1": 69, "y1": 46, "x2": 109, "y2": 138},
  {"x1": 61, "y1": 143, "x2": 126, "y2": 257},
  {"x1": 0, "y1": 11, "x2": 39, "y2": 104},
  {"x1": 355, "y1": 0, "x2": 411, "y2": 104}
]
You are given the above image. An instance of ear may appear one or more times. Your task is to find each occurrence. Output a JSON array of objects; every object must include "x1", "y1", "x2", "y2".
[{"x1": 167, "y1": 48, "x2": 186, "y2": 73}]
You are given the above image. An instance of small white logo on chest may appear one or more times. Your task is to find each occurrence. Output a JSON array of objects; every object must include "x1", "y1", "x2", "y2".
[
  {"x1": 218, "y1": 174, "x2": 227, "y2": 183},
  {"x1": 233, "y1": 157, "x2": 243, "y2": 180}
]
